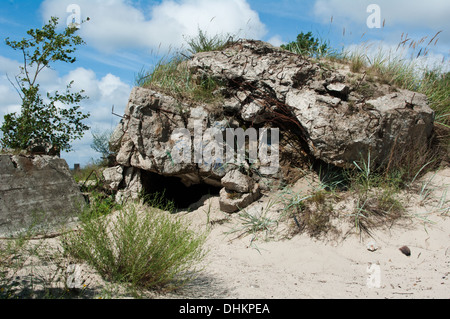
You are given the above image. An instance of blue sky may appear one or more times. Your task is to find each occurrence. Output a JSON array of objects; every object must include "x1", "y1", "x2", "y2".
[{"x1": 1, "y1": 0, "x2": 449, "y2": 168}]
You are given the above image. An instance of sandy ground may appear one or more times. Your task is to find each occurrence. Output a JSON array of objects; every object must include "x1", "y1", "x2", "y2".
[
  {"x1": 166, "y1": 168, "x2": 450, "y2": 299},
  {"x1": 1, "y1": 168, "x2": 449, "y2": 299},
  {"x1": 171, "y1": 211, "x2": 449, "y2": 299}
]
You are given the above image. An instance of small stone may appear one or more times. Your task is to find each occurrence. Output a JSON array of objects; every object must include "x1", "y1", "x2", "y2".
[
  {"x1": 366, "y1": 241, "x2": 378, "y2": 252},
  {"x1": 219, "y1": 183, "x2": 261, "y2": 213},
  {"x1": 326, "y1": 83, "x2": 350, "y2": 96},
  {"x1": 219, "y1": 188, "x2": 254, "y2": 213},
  {"x1": 221, "y1": 169, "x2": 254, "y2": 193},
  {"x1": 102, "y1": 165, "x2": 124, "y2": 190},
  {"x1": 399, "y1": 246, "x2": 411, "y2": 257}
]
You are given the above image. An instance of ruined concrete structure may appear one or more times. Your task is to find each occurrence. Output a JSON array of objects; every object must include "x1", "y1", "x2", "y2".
[
  {"x1": 0, "y1": 154, "x2": 85, "y2": 235},
  {"x1": 105, "y1": 40, "x2": 435, "y2": 212}
]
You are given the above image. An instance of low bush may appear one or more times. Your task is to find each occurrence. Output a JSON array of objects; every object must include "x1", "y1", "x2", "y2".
[
  {"x1": 293, "y1": 190, "x2": 337, "y2": 238},
  {"x1": 281, "y1": 31, "x2": 335, "y2": 58},
  {"x1": 62, "y1": 203, "x2": 207, "y2": 292},
  {"x1": 184, "y1": 28, "x2": 235, "y2": 54}
]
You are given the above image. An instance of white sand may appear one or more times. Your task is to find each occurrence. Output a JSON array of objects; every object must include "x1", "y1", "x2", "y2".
[
  {"x1": 2, "y1": 169, "x2": 448, "y2": 299},
  {"x1": 167, "y1": 168, "x2": 450, "y2": 299}
]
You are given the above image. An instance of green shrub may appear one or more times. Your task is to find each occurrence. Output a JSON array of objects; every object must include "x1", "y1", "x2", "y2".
[
  {"x1": 62, "y1": 203, "x2": 207, "y2": 291},
  {"x1": 281, "y1": 31, "x2": 333, "y2": 58},
  {"x1": 80, "y1": 190, "x2": 122, "y2": 223},
  {"x1": 184, "y1": 28, "x2": 235, "y2": 54}
]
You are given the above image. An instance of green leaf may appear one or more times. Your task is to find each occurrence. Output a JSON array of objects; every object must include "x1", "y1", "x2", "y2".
[{"x1": 1, "y1": 16, "x2": 90, "y2": 153}]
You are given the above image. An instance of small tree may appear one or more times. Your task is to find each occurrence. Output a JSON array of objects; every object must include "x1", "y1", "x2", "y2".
[
  {"x1": 281, "y1": 31, "x2": 330, "y2": 58},
  {"x1": 90, "y1": 128, "x2": 114, "y2": 165},
  {"x1": 1, "y1": 17, "x2": 90, "y2": 153}
]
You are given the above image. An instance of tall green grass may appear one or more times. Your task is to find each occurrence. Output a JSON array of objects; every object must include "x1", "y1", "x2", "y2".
[
  {"x1": 135, "y1": 53, "x2": 223, "y2": 104},
  {"x1": 420, "y1": 71, "x2": 449, "y2": 127},
  {"x1": 62, "y1": 202, "x2": 207, "y2": 292},
  {"x1": 135, "y1": 29, "x2": 233, "y2": 104},
  {"x1": 341, "y1": 32, "x2": 449, "y2": 127},
  {"x1": 184, "y1": 28, "x2": 235, "y2": 54}
]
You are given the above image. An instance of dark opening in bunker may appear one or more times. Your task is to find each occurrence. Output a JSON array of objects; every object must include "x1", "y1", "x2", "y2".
[{"x1": 140, "y1": 171, "x2": 221, "y2": 210}]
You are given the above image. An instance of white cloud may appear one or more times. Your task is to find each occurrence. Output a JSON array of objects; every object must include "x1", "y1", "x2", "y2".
[
  {"x1": 61, "y1": 68, "x2": 100, "y2": 100},
  {"x1": 60, "y1": 72, "x2": 132, "y2": 167},
  {"x1": 0, "y1": 56, "x2": 21, "y2": 76},
  {"x1": 99, "y1": 73, "x2": 131, "y2": 100},
  {"x1": 0, "y1": 56, "x2": 23, "y2": 116},
  {"x1": 57, "y1": 68, "x2": 131, "y2": 129},
  {"x1": 267, "y1": 35, "x2": 285, "y2": 47},
  {"x1": 313, "y1": 0, "x2": 450, "y2": 30},
  {"x1": 40, "y1": 0, "x2": 267, "y2": 52},
  {"x1": 59, "y1": 68, "x2": 131, "y2": 168},
  {"x1": 313, "y1": 0, "x2": 450, "y2": 63},
  {"x1": 0, "y1": 84, "x2": 18, "y2": 106}
]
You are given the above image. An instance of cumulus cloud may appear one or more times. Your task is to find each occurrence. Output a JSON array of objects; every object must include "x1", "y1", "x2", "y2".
[
  {"x1": 40, "y1": 0, "x2": 267, "y2": 52},
  {"x1": 267, "y1": 35, "x2": 285, "y2": 47},
  {"x1": 57, "y1": 68, "x2": 130, "y2": 123},
  {"x1": 313, "y1": 0, "x2": 450, "y2": 30},
  {"x1": 58, "y1": 69, "x2": 131, "y2": 167},
  {"x1": 0, "y1": 56, "x2": 29, "y2": 117},
  {"x1": 313, "y1": 0, "x2": 450, "y2": 63},
  {"x1": 62, "y1": 70, "x2": 131, "y2": 167}
]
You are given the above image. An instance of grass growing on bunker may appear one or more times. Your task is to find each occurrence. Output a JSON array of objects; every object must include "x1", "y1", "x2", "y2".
[
  {"x1": 135, "y1": 29, "x2": 232, "y2": 105},
  {"x1": 0, "y1": 220, "x2": 81, "y2": 299},
  {"x1": 135, "y1": 53, "x2": 224, "y2": 105},
  {"x1": 280, "y1": 29, "x2": 449, "y2": 128},
  {"x1": 184, "y1": 28, "x2": 236, "y2": 54},
  {"x1": 340, "y1": 32, "x2": 449, "y2": 127}
]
